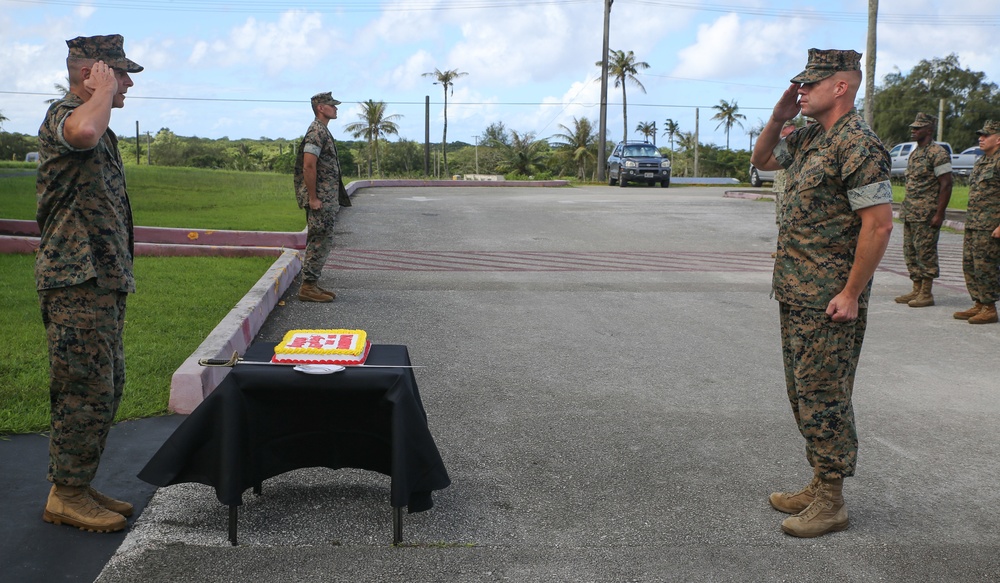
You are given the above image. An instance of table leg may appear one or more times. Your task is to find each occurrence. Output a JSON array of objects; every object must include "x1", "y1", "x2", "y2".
[
  {"x1": 392, "y1": 506, "x2": 403, "y2": 545},
  {"x1": 229, "y1": 505, "x2": 238, "y2": 546}
]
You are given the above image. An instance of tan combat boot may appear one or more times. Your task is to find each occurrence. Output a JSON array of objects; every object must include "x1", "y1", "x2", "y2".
[
  {"x1": 780, "y1": 478, "x2": 848, "y2": 538},
  {"x1": 895, "y1": 280, "x2": 921, "y2": 304},
  {"x1": 298, "y1": 282, "x2": 334, "y2": 302},
  {"x1": 968, "y1": 302, "x2": 998, "y2": 324},
  {"x1": 43, "y1": 485, "x2": 127, "y2": 533},
  {"x1": 953, "y1": 302, "x2": 984, "y2": 320},
  {"x1": 769, "y1": 473, "x2": 821, "y2": 514},
  {"x1": 89, "y1": 487, "x2": 134, "y2": 517},
  {"x1": 315, "y1": 283, "x2": 337, "y2": 300},
  {"x1": 908, "y1": 279, "x2": 934, "y2": 308}
]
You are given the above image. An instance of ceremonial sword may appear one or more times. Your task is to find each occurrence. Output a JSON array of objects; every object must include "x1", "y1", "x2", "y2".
[{"x1": 198, "y1": 351, "x2": 424, "y2": 368}]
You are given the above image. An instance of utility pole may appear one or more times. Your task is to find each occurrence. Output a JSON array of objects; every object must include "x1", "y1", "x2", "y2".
[
  {"x1": 596, "y1": 0, "x2": 613, "y2": 182},
  {"x1": 694, "y1": 108, "x2": 699, "y2": 178},
  {"x1": 424, "y1": 95, "x2": 430, "y2": 176},
  {"x1": 938, "y1": 97, "x2": 946, "y2": 142},
  {"x1": 135, "y1": 121, "x2": 140, "y2": 165},
  {"x1": 864, "y1": 0, "x2": 878, "y2": 127}
]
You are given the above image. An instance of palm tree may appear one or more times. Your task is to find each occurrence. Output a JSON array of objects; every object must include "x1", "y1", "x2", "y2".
[
  {"x1": 0, "y1": 109, "x2": 7, "y2": 130},
  {"x1": 493, "y1": 130, "x2": 548, "y2": 177},
  {"x1": 45, "y1": 78, "x2": 70, "y2": 104},
  {"x1": 551, "y1": 117, "x2": 598, "y2": 180},
  {"x1": 662, "y1": 119, "x2": 680, "y2": 157},
  {"x1": 596, "y1": 49, "x2": 650, "y2": 142},
  {"x1": 422, "y1": 68, "x2": 468, "y2": 177},
  {"x1": 711, "y1": 98, "x2": 746, "y2": 150},
  {"x1": 676, "y1": 131, "x2": 696, "y2": 176},
  {"x1": 343, "y1": 100, "x2": 402, "y2": 178},
  {"x1": 635, "y1": 121, "x2": 657, "y2": 144}
]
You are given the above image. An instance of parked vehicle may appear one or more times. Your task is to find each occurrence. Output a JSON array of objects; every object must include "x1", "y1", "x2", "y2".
[
  {"x1": 607, "y1": 141, "x2": 671, "y2": 187},
  {"x1": 889, "y1": 141, "x2": 953, "y2": 177},
  {"x1": 951, "y1": 146, "x2": 984, "y2": 177},
  {"x1": 749, "y1": 164, "x2": 776, "y2": 187}
]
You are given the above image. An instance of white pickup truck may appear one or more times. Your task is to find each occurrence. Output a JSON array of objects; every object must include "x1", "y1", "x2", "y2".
[
  {"x1": 950, "y1": 146, "x2": 983, "y2": 177},
  {"x1": 889, "y1": 141, "x2": 953, "y2": 177}
]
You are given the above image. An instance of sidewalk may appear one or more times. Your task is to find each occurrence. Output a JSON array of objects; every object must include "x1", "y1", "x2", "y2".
[{"x1": 7, "y1": 184, "x2": 999, "y2": 582}]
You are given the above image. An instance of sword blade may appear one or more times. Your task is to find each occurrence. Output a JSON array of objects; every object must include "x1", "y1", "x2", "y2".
[{"x1": 237, "y1": 360, "x2": 423, "y2": 368}]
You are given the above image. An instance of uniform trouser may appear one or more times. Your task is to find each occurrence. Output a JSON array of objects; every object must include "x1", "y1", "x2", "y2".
[
  {"x1": 301, "y1": 206, "x2": 336, "y2": 283},
  {"x1": 902, "y1": 220, "x2": 941, "y2": 280},
  {"x1": 961, "y1": 228, "x2": 1000, "y2": 304},
  {"x1": 779, "y1": 303, "x2": 867, "y2": 480},
  {"x1": 40, "y1": 280, "x2": 127, "y2": 487}
]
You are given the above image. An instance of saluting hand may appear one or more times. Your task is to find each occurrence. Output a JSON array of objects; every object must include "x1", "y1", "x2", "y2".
[
  {"x1": 772, "y1": 83, "x2": 802, "y2": 123},
  {"x1": 84, "y1": 60, "x2": 118, "y2": 96}
]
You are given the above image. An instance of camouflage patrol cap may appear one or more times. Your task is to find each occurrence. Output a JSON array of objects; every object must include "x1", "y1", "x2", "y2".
[
  {"x1": 66, "y1": 35, "x2": 143, "y2": 73},
  {"x1": 790, "y1": 48, "x2": 862, "y2": 84},
  {"x1": 311, "y1": 92, "x2": 341, "y2": 107},
  {"x1": 909, "y1": 112, "x2": 937, "y2": 128},
  {"x1": 976, "y1": 120, "x2": 1000, "y2": 136}
]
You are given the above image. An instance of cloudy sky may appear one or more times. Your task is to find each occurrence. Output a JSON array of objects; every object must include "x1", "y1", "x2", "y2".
[{"x1": 2, "y1": 0, "x2": 999, "y2": 150}]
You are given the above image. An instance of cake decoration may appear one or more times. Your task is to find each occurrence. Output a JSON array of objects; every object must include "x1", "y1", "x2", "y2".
[{"x1": 272, "y1": 329, "x2": 370, "y2": 365}]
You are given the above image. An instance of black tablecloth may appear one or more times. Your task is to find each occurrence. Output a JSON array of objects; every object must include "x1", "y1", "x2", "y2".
[{"x1": 139, "y1": 344, "x2": 450, "y2": 513}]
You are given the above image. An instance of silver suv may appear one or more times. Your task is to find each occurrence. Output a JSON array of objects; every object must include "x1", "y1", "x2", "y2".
[{"x1": 607, "y1": 141, "x2": 671, "y2": 187}]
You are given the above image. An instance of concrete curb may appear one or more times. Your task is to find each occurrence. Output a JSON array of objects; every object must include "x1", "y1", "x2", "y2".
[
  {"x1": 168, "y1": 248, "x2": 301, "y2": 414},
  {"x1": 0, "y1": 221, "x2": 307, "y2": 254}
]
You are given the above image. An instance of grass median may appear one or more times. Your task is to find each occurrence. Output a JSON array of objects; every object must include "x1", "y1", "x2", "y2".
[
  {"x1": 2, "y1": 165, "x2": 299, "y2": 435},
  {"x1": 0, "y1": 253, "x2": 277, "y2": 435}
]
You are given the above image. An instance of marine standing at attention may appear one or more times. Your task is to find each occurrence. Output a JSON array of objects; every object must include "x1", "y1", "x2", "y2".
[
  {"x1": 953, "y1": 120, "x2": 1000, "y2": 325},
  {"x1": 750, "y1": 48, "x2": 894, "y2": 538},
  {"x1": 895, "y1": 112, "x2": 953, "y2": 308},
  {"x1": 36, "y1": 34, "x2": 143, "y2": 533},
  {"x1": 294, "y1": 92, "x2": 350, "y2": 303}
]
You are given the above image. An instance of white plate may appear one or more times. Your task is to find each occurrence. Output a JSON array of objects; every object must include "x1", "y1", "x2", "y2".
[{"x1": 293, "y1": 364, "x2": 345, "y2": 374}]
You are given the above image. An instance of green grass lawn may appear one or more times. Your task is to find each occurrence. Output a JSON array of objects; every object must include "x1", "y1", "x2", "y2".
[
  {"x1": 891, "y1": 183, "x2": 969, "y2": 209},
  {"x1": 0, "y1": 253, "x2": 276, "y2": 435},
  {"x1": 0, "y1": 165, "x2": 306, "y2": 231}
]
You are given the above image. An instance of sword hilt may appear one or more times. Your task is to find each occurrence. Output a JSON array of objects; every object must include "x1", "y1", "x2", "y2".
[{"x1": 198, "y1": 351, "x2": 240, "y2": 367}]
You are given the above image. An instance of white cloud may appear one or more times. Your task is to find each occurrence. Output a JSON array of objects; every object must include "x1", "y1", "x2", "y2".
[
  {"x1": 360, "y1": 0, "x2": 441, "y2": 46},
  {"x1": 673, "y1": 13, "x2": 807, "y2": 81},
  {"x1": 199, "y1": 11, "x2": 338, "y2": 74},
  {"x1": 74, "y1": 3, "x2": 95, "y2": 19},
  {"x1": 383, "y1": 49, "x2": 436, "y2": 91}
]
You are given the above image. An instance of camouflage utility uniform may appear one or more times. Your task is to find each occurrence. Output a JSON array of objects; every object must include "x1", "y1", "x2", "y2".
[
  {"x1": 36, "y1": 93, "x2": 135, "y2": 487},
  {"x1": 962, "y1": 149, "x2": 1000, "y2": 304},
  {"x1": 772, "y1": 108, "x2": 892, "y2": 480},
  {"x1": 902, "y1": 142, "x2": 952, "y2": 280},
  {"x1": 294, "y1": 118, "x2": 342, "y2": 283},
  {"x1": 773, "y1": 169, "x2": 788, "y2": 225}
]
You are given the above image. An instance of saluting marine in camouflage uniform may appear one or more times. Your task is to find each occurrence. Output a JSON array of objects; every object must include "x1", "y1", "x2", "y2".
[
  {"x1": 36, "y1": 35, "x2": 143, "y2": 533},
  {"x1": 751, "y1": 48, "x2": 894, "y2": 538},
  {"x1": 953, "y1": 120, "x2": 1000, "y2": 324},
  {"x1": 294, "y1": 92, "x2": 350, "y2": 302},
  {"x1": 895, "y1": 112, "x2": 953, "y2": 308}
]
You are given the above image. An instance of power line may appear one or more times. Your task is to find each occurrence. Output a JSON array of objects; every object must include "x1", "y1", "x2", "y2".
[
  {"x1": 5, "y1": 0, "x2": 593, "y2": 14},
  {"x1": 630, "y1": 0, "x2": 1000, "y2": 26},
  {"x1": 8, "y1": 0, "x2": 998, "y2": 25}
]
